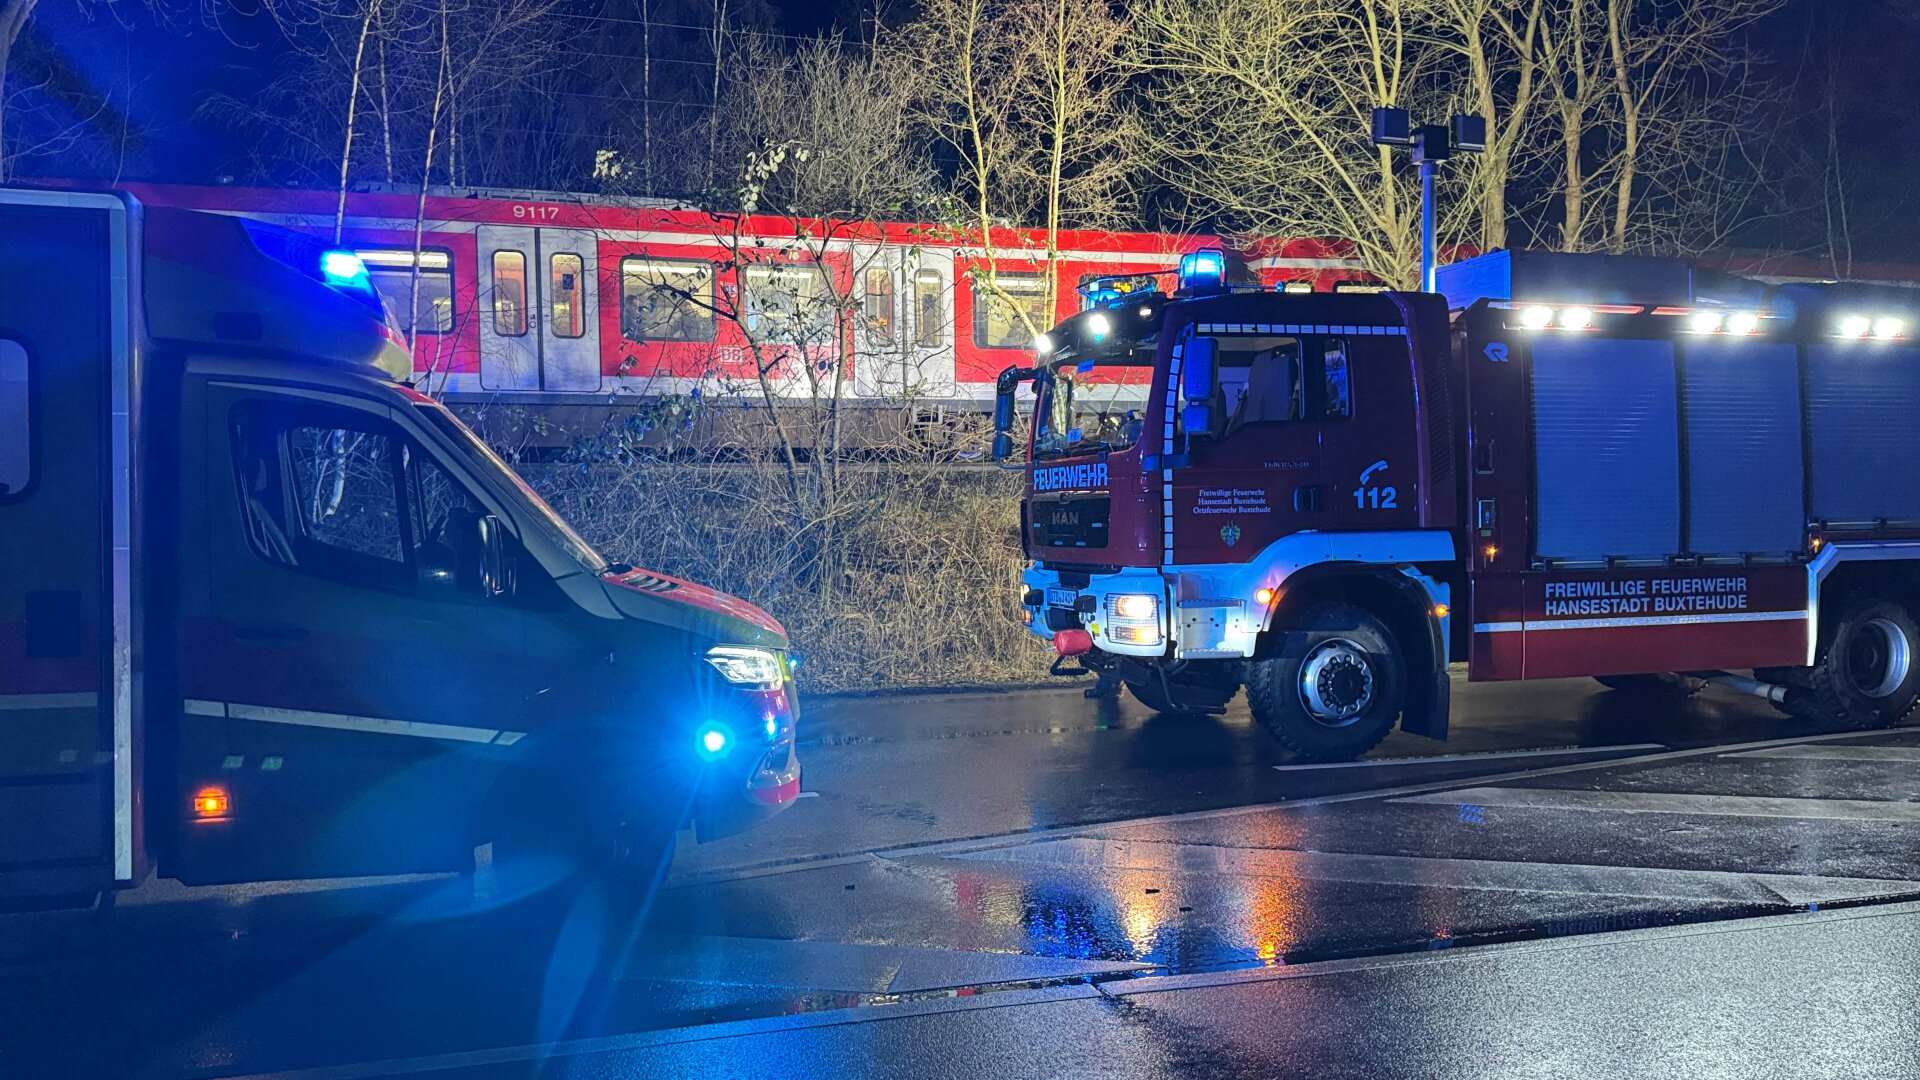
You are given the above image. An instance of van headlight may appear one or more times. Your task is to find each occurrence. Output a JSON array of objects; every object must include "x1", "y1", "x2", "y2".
[{"x1": 705, "y1": 645, "x2": 785, "y2": 688}]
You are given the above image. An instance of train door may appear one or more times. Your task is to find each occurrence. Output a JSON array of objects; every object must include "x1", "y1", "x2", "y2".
[
  {"x1": 852, "y1": 244, "x2": 904, "y2": 397},
  {"x1": 477, "y1": 225, "x2": 539, "y2": 391},
  {"x1": 534, "y1": 229, "x2": 601, "y2": 392},
  {"x1": 902, "y1": 249, "x2": 956, "y2": 397},
  {"x1": 475, "y1": 226, "x2": 603, "y2": 393}
]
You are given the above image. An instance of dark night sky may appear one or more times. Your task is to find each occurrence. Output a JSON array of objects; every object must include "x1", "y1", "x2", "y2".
[{"x1": 16, "y1": 0, "x2": 1920, "y2": 260}]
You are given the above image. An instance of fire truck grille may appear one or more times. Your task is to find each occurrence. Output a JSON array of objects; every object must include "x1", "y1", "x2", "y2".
[{"x1": 1030, "y1": 495, "x2": 1112, "y2": 550}]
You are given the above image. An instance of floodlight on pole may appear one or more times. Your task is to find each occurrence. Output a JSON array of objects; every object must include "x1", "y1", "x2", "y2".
[{"x1": 1371, "y1": 108, "x2": 1484, "y2": 293}]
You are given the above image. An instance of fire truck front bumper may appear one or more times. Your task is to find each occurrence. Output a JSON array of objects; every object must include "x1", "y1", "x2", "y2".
[{"x1": 1021, "y1": 565, "x2": 1175, "y2": 658}]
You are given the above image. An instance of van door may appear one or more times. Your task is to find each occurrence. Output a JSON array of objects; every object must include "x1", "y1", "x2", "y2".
[
  {"x1": 0, "y1": 193, "x2": 133, "y2": 900},
  {"x1": 476, "y1": 225, "x2": 540, "y2": 391},
  {"x1": 534, "y1": 229, "x2": 602, "y2": 392},
  {"x1": 172, "y1": 377, "x2": 547, "y2": 883}
]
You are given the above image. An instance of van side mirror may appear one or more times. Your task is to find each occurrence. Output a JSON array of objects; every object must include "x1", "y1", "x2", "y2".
[
  {"x1": 1181, "y1": 337, "x2": 1218, "y2": 438},
  {"x1": 475, "y1": 514, "x2": 513, "y2": 597}
]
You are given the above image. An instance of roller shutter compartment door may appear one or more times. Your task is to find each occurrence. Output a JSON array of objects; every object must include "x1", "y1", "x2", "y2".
[
  {"x1": 1806, "y1": 344, "x2": 1920, "y2": 527},
  {"x1": 1683, "y1": 341, "x2": 1804, "y2": 557},
  {"x1": 1530, "y1": 336, "x2": 1681, "y2": 562}
]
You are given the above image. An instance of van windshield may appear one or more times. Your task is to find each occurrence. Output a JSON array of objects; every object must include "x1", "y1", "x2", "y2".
[{"x1": 419, "y1": 407, "x2": 607, "y2": 575}]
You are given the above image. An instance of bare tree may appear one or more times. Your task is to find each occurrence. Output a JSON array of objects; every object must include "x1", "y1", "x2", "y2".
[{"x1": 902, "y1": 0, "x2": 1143, "y2": 339}]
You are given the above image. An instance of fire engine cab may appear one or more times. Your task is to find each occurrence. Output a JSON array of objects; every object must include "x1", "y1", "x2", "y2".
[
  {"x1": 997, "y1": 248, "x2": 1920, "y2": 760},
  {"x1": 0, "y1": 188, "x2": 799, "y2": 908}
]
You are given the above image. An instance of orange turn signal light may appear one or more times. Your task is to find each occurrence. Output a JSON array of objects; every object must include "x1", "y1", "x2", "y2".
[
  {"x1": 193, "y1": 787, "x2": 230, "y2": 818},
  {"x1": 1255, "y1": 588, "x2": 1275, "y2": 606}
]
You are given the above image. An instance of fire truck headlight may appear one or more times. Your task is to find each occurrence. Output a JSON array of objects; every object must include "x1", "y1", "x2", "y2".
[
  {"x1": 1838, "y1": 314, "x2": 1873, "y2": 338},
  {"x1": 1725, "y1": 311, "x2": 1761, "y2": 335},
  {"x1": 1518, "y1": 305, "x2": 1554, "y2": 329},
  {"x1": 705, "y1": 645, "x2": 785, "y2": 688},
  {"x1": 1874, "y1": 316, "x2": 1906, "y2": 340},
  {"x1": 1110, "y1": 593, "x2": 1158, "y2": 621}
]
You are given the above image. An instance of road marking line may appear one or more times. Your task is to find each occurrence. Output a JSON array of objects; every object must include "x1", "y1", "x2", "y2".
[
  {"x1": 1394, "y1": 786, "x2": 1920, "y2": 822},
  {"x1": 1729, "y1": 744, "x2": 1920, "y2": 763},
  {"x1": 951, "y1": 836, "x2": 1920, "y2": 906},
  {"x1": 668, "y1": 727, "x2": 1909, "y2": 889},
  {"x1": 1272, "y1": 743, "x2": 1663, "y2": 771}
]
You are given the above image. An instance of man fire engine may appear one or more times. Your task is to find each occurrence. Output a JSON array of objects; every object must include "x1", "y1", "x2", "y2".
[{"x1": 997, "y1": 248, "x2": 1920, "y2": 760}]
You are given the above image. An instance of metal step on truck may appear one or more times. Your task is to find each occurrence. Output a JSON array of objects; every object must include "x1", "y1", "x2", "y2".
[
  {"x1": 995, "y1": 247, "x2": 1920, "y2": 760},
  {"x1": 0, "y1": 188, "x2": 800, "y2": 910}
]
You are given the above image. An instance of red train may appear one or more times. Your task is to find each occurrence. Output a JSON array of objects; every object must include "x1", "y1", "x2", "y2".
[{"x1": 118, "y1": 183, "x2": 1368, "y2": 445}]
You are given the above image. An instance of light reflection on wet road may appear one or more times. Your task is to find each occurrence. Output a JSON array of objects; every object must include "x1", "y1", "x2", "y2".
[{"x1": 6, "y1": 676, "x2": 1919, "y2": 1078}]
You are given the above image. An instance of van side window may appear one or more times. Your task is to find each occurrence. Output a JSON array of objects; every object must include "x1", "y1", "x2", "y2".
[
  {"x1": 231, "y1": 403, "x2": 411, "y2": 589},
  {"x1": 286, "y1": 426, "x2": 406, "y2": 563},
  {"x1": 406, "y1": 445, "x2": 486, "y2": 584},
  {"x1": 0, "y1": 340, "x2": 27, "y2": 497}
]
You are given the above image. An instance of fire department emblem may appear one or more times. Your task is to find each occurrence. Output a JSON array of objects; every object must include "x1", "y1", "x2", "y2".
[{"x1": 1220, "y1": 524, "x2": 1241, "y2": 547}]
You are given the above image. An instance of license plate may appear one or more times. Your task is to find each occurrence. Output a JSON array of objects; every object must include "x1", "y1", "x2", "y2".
[{"x1": 1046, "y1": 587, "x2": 1077, "y2": 608}]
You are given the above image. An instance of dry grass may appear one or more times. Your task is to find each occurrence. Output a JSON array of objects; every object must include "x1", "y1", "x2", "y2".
[{"x1": 529, "y1": 459, "x2": 1052, "y2": 693}]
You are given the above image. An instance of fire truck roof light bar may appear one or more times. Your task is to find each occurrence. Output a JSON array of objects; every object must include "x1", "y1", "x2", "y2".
[{"x1": 1178, "y1": 249, "x2": 1227, "y2": 291}]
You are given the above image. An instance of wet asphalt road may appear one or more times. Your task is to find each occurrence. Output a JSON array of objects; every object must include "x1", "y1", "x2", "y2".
[{"x1": 5, "y1": 675, "x2": 1919, "y2": 1078}]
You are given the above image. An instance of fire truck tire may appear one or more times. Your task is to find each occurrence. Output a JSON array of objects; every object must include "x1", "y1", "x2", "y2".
[
  {"x1": 1786, "y1": 597, "x2": 1920, "y2": 729},
  {"x1": 1593, "y1": 673, "x2": 1707, "y2": 698},
  {"x1": 1245, "y1": 602, "x2": 1405, "y2": 761}
]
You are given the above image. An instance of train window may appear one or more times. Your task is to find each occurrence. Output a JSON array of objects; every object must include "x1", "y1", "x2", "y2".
[
  {"x1": 972, "y1": 273, "x2": 1049, "y2": 349},
  {"x1": 550, "y1": 253, "x2": 585, "y2": 338},
  {"x1": 863, "y1": 268, "x2": 895, "y2": 345},
  {"x1": 914, "y1": 270, "x2": 945, "y2": 348},
  {"x1": 491, "y1": 251, "x2": 528, "y2": 337},
  {"x1": 620, "y1": 257, "x2": 715, "y2": 342},
  {"x1": 0, "y1": 339, "x2": 26, "y2": 497},
  {"x1": 744, "y1": 264, "x2": 833, "y2": 346},
  {"x1": 357, "y1": 248, "x2": 454, "y2": 336}
]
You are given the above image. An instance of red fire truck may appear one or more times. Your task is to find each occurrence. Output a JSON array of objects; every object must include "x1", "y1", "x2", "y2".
[
  {"x1": 998, "y1": 248, "x2": 1920, "y2": 760},
  {"x1": 0, "y1": 188, "x2": 799, "y2": 908}
]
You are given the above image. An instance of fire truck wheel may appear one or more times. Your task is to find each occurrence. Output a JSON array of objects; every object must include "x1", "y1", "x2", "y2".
[
  {"x1": 1245, "y1": 602, "x2": 1405, "y2": 761},
  {"x1": 1592, "y1": 673, "x2": 1707, "y2": 698},
  {"x1": 1788, "y1": 597, "x2": 1920, "y2": 729}
]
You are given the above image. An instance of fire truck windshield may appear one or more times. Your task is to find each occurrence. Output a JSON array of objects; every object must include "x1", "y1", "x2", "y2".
[{"x1": 1032, "y1": 356, "x2": 1153, "y2": 460}]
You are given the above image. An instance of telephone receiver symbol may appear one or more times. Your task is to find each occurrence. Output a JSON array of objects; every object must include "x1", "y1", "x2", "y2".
[{"x1": 1359, "y1": 460, "x2": 1389, "y2": 485}]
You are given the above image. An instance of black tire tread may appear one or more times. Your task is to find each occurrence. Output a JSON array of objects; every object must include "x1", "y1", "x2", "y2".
[
  {"x1": 1784, "y1": 595, "x2": 1920, "y2": 730},
  {"x1": 1244, "y1": 602, "x2": 1401, "y2": 761}
]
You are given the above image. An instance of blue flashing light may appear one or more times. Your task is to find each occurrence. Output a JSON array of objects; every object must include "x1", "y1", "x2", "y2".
[
  {"x1": 695, "y1": 721, "x2": 735, "y2": 761},
  {"x1": 322, "y1": 250, "x2": 370, "y2": 285},
  {"x1": 763, "y1": 715, "x2": 780, "y2": 741},
  {"x1": 1178, "y1": 249, "x2": 1226, "y2": 290}
]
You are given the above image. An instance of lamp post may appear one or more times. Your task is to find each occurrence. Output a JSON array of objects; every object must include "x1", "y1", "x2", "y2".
[{"x1": 1370, "y1": 108, "x2": 1486, "y2": 293}]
